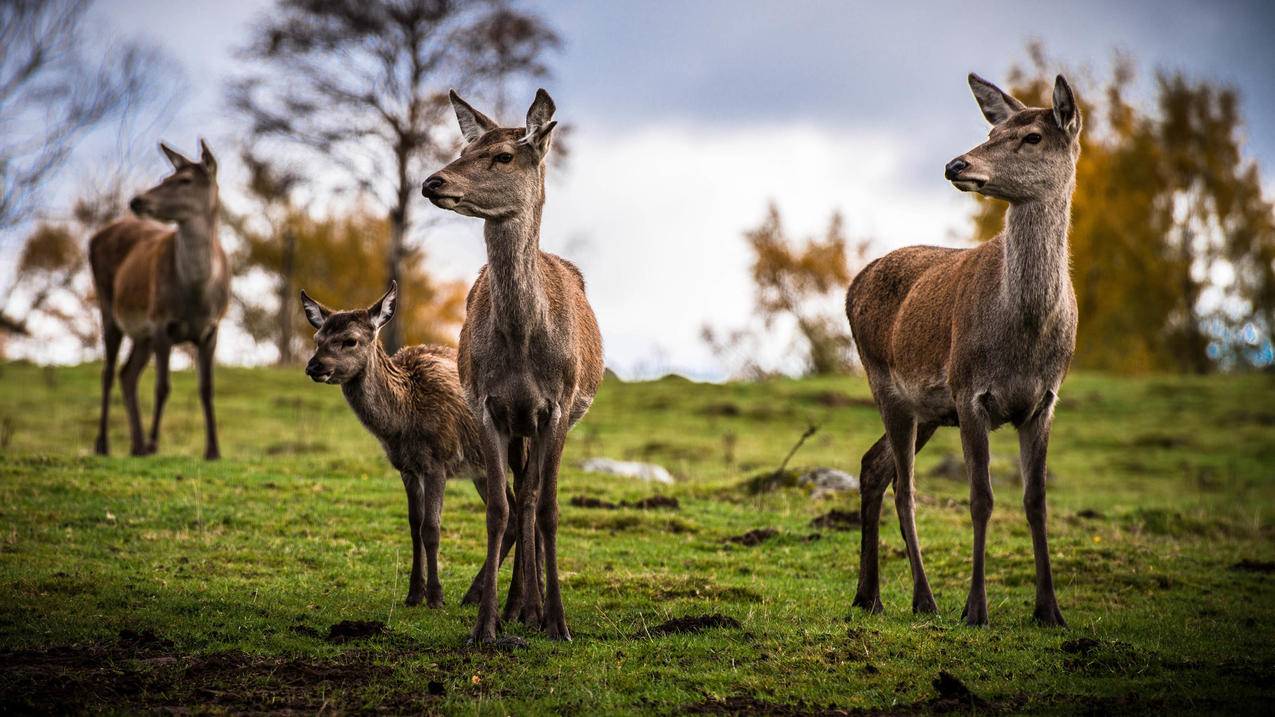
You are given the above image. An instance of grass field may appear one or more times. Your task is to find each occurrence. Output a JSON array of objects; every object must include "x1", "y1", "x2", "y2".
[{"x1": 1, "y1": 360, "x2": 1273, "y2": 714}]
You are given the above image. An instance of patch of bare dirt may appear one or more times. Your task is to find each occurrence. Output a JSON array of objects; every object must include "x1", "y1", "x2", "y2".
[
  {"x1": 1230, "y1": 559, "x2": 1275, "y2": 574},
  {"x1": 642, "y1": 614, "x2": 741, "y2": 637},
  {"x1": 811, "y1": 510, "x2": 860, "y2": 531},
  {"x1": 726, "y1": 528, "x2": 778, "y2": 546},
  {"x1": 326, "y1": 619, "x2": 386, "y2": 642},
  {"x1": 569, "y1": 495, "x2": 680, "y2": 510}
]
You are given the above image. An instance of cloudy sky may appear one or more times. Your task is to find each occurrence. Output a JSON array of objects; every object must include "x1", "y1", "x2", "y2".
[{"x1": 10, "y1": 0, "x2": 1275, "y2": 377}]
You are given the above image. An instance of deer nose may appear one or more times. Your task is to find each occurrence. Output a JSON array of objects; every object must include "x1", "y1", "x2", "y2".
[
  {"x1": 944, "y1": 158, "x2": 969, "y2": 180},
  {"x1": 128, "y1": 197, "x2": 145, "y2": 214},
  {"x1": 422, "y1": 175, "x2": 446, "y2": 197}
]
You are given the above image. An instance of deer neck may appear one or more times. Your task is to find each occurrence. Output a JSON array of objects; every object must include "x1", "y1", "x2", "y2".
[
  {"x1": 342, "y1": 342, "x2": 406, "y2": 438},
  {"x1": 174, "y1": 199, "x2": 221, "y2": 287},
  {"x1": 1002, "y1": 187, "x2": 1073, "y2": 325},
  {"x1": 483, "y1": 191, "x2": 547, "y2": 342}
]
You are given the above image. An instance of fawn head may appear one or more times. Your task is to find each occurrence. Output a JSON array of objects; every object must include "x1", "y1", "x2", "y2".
[
  {"x1": 945, "y1": 73, "x2": 1081, "y2": 203},
  {"x1": 421, "y1": 89, "x2": 558, "y2": 220},
  {"x1": 300, "y1": 282, "x2": 397, "y2": 384},
  {"x1": 130, "y1": 140, "x2": 219, "y2": 222}
]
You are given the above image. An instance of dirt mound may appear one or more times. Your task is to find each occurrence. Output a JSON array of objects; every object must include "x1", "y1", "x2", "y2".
[
  {"x1": 325, "y1": 619, "x2": 386, "y2": 643},
  {"x1": 811, "y1": 510, "x2": 860, "y2": 531},
  {"x1": 644, "y1": 614, "x2": 741, "y2": 637},
  {"x1": 726, "y1": 528, "x2": 777, "y2": 546},
  {"x1": 1230, "y1": 559, "x2": 1275, "y2": 574},
  {"x1": 569, "y1": 495, "x2": 680, "y2": 510}
]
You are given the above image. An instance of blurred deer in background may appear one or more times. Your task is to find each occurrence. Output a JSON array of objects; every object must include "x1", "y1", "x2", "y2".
[
  {"x1": 423, "y1": 89, "x2": 604, "y2": 643},
  {"x1": 90, "y1": 141, "x2": 229, "y2": 459},
  {"x1": 846, "y1": 74, "x2": 1081, "y2": 626}
]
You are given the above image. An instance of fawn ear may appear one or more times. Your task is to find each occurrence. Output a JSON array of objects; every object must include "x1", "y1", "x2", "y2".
[
  {"x1": 199, "y1": 138, "x2": 218, "y2": 176},
  {"x1": 450, "y1": 90, "x2": 497, "y2": 143},
  {"x1": 968, "y1": 73, "x2": 1025, "y2": 125},
  {"x1": 1052, "y1": 74, "x2": 1081, "y2": 138},
  {"x1": 160, "y1": 142, "x2": 193, "y2": 169},
  {"x1": 368, "y1": 280, "x2": 397, "y2": 330},
  {"x1": 300, "y1": 290, "x2": 331, "y2": 329}
]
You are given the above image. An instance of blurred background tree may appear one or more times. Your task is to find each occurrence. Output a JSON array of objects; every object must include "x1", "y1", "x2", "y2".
[
  {"x1": 967, "y1": 44, "x2": 1275, "y2": 372},
  {"x1": 228, "y1": 0, "x2": 560, "y2": 354},
  {"x1": 232, "y1": 204, "x2": 468, "y2": 360},
  {"x1": 704, "y1": 202, "x2": 870, "y2": 378}
]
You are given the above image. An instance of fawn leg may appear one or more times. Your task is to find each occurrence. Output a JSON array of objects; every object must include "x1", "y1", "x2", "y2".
[{"x1": 1020, "y1": 392, "x2": 1065, "y2": 626}]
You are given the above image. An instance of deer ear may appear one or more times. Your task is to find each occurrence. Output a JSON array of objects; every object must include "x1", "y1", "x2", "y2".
[
  {"x1": 520, "y1": 120, "x2": 557, "y2": 157},
  {"x1": 368, "y1": 280, "x2": 397, "y2": 330},
  {"x1": 1052, "y1": 74, "x2": 1081, "y2": 137},
  {"x1": 159, "y1": 142, "x2": 192, "y2": 169},
  {"x1": 968, "y1": 73, "x2": 1025, "y2": 125},
  {"x1": 199, "y1": 138, "x2": 218, "y2": 176},
  {"x1": 450, "y1": 90, "x2": 497, "y2": 143},
  {"x1": 525, "y1": 88, "x2": 556, "y2": 132},
  {"x1": 300, "y1": 290, "x2": 331, "y2": 329}
]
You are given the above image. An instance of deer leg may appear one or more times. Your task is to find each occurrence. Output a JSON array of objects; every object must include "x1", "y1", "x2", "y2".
[
  {"x1": 958, "y1": 399, "x2": 993, "y2": 626},
  {"x1": 422, "y1": 468, "x2": 446, "y2": 608},
  {"x1": 470, "y1": 411, "x2": 510, "y2": 644},
  {"x1": 853, "y1": 423, "x2": 939, "y2": 613},
  {"x1": 464, "y1": 439, "x2": 525, "y2": 605},
  {"x1": 538, "y1": 408, "x2": 570, "y2": 640},
  {"x1": 95, "y1": 321, "x2": 123, "y2": 456},
  {"x1": 196, "y1": 328, "x2": 220, "y2": 460},
  {"x1": 514, "y1": 436, "x2": 544, "y2": 627},
  {"x1": 1019, "y1": 393, "x2": 1065, "y2": 626},
  {"x1": 118, "y1": 337, "x2": 152, "y2": 457},
  {"x1": 145, "y1": 338, "x2": 171, "y2": 455},
  {"x1": 402, "y1": 471, "x2": 428, "y2": 607},
  {"x1": 881, "y1": 404, "x2": 938, "y2": 614}
]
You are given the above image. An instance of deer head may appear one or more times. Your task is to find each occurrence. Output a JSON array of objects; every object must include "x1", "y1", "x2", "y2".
[
  {"x1": 944, "y1": 74, "x2": 1081, "y2": 203},
  {"x1": 129, "y1": 140, "x2": 219, "y2": 222},
  {"x1": 300, "y1": 282, "x2": 397, "y2": 384},
  {"x1": 420, "y1": 89, "x2": 558, "y2": 220}
]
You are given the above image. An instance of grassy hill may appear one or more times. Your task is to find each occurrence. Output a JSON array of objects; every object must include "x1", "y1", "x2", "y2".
[{"x1": 1, "y1": 361, "x2": 1273, "y2": 713}]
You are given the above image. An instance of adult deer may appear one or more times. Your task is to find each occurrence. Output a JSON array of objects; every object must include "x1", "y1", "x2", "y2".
[
  {"x1": 846, "y1": 74, "x2": 1081, "y2": 626},
  {"x1": 422, "y1": 89, "x2": 604, "y2": 643},
  {"x1": 90, "y1": 141, "x2": 229, "y2": 459}
]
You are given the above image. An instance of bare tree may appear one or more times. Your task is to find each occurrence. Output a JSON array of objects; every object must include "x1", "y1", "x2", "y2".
[
  {"x1": 0, "y1": 0, "x2": 172, "y2": 239},
  {"x1": 229, "y1": 0, "x2": 560, "y2": 353}
]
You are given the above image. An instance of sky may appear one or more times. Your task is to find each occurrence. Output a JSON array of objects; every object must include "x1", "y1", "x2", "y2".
[{"x1": 6, "y1": 0, "x2": 1275, "y2": 378}]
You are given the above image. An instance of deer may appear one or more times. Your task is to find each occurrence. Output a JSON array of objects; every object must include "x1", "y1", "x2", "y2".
[
  {"x1": 845, "y1": 73, "x2": 1081, "y2": 627},
  {"x1": 90, "y1": 141, "x2": 229, "y2": 460},
  {"x1": 422, "y1": 89, "x2": 604, "y2": 643},
  {"x1": 300, "y1": 281, "x2": 526, "y2": 608}
]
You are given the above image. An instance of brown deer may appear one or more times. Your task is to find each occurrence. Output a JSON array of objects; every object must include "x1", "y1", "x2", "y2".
[
  {"x1": 422, "y1": 89, "x2": 604, "y2": 643},
  {"x1": 90, "y1": 141, "x2": 229, "y2": 459},
  {"x1": 300, "y1": 281, "x2": 524, "y2": 608},
  {"x1": 845, "y1": 73, "x2": 1081, "y2": 627}
]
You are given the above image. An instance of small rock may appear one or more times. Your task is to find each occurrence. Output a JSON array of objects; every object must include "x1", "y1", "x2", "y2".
[
  {"x1": 581, "y1": 458, "x2": 674, "y2": 485},
  {"x1": 798, "y1": 467, "x2": 859, "y2": 498}
]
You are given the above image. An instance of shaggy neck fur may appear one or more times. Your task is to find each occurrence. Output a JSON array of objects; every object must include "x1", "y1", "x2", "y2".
[
  {"x1": 483, "y1": 180, "x2": 547, "y2": 342},
  {"x1": 1002, "y1": 181, "x2": 1073, "y2": 328},
  {"x1": 342, "y1": 341, "x2": 407, "y2": 438},
  {"x1": 174, "y1": 197, "x2": 221, "y2": 287}
]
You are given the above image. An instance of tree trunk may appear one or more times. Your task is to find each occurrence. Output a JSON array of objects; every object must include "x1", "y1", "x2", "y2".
[
  {"x1": 276, "y1": 228, "x2": 297, "y2": 365},
  {"x1": 383, "y1": 208, "x2": 406, "y2": 354}
]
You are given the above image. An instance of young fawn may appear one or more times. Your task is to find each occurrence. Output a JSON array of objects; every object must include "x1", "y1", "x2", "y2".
[
  {"x1": 300, "y1": 282, "x2": 521, "y2": 608},
  {"x1": 423, "y1": 90, "x2": 604, "y2": 642},
  {"x1": 90, "y1": 141, "x2": 229, "y2": 459},
  {"x1": 846, "y1": 74, "x2": 1081, "y2": 626}
]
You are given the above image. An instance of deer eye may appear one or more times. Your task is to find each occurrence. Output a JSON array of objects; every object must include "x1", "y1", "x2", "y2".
[
  {"x1": 342, "y1": 338, "x2": 357, "y2": 348},
  {"x1": 1024, "y1": 133, "x2": 1042, "y2": 144},
  {"x1": 495, "y1": 152, "x2": 514, "y2": 164}
]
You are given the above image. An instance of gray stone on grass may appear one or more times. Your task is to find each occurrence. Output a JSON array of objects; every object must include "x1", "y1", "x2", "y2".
[
  {"x1": 799, "y1": 467, "x2": 859, "y2": 499},
  {"x1": 580, "y1": 458, "x2": 674, "y2": 485}
]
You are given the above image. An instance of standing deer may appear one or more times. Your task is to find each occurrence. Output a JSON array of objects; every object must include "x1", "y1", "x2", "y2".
[
  {"x1": 846, "y1": 73, "x2": 1081, "y2": 626},
  {"x1": 90, "y1": 141, "x2": 229, "y2": 459},
  {"x1": 422, "y1": 89, "x2": 604, "y2": 643},
  {"x1": 300, "y1": 281, "x2": 524, "y2": 608}
]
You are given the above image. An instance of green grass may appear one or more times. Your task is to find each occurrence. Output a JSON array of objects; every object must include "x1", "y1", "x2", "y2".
[{"x1": 1, "y1": 361, "x2": 1273, "y2": 714}]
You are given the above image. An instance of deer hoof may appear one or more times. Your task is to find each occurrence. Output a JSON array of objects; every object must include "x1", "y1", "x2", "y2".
[
  {"x1": 543, "y1": 616, "x2": 572, "y2": 642},
  {"x1": 405, "y1": 591, "x2": 425, "y2": 607},
  {"x1": 94, "y1": 437, "x2": 109, "y2": 455},
  {"x1": 913, "y1": 593, "x2": 939, "y2": 614},
  {"x1": 961, "y1": 595, "x2": 989, "y2": 627},
  {"x1": 1033, "y1": 603, "x2": 1067, "y2": 627},
  {"x1": 851, "y1": 593, "x2": 883, "y2": 614},
  {"x1": 426, "y1": 590, "x2": 445, "y2": 609}
]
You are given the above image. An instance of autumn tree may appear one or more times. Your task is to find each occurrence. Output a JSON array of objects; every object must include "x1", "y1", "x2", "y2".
[
  {"x1": 229, "y1": 0, "x2": 560, "y2": 353},
  {"x1": 234, "y1": 206, "x2": 468, "y2": 359},
  {"x1": 704, "y1": 203, "x2": 870, "y2": 377},
  {"x1": 968, "y1": 45, "x2": 1275, "y2": 372}
]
